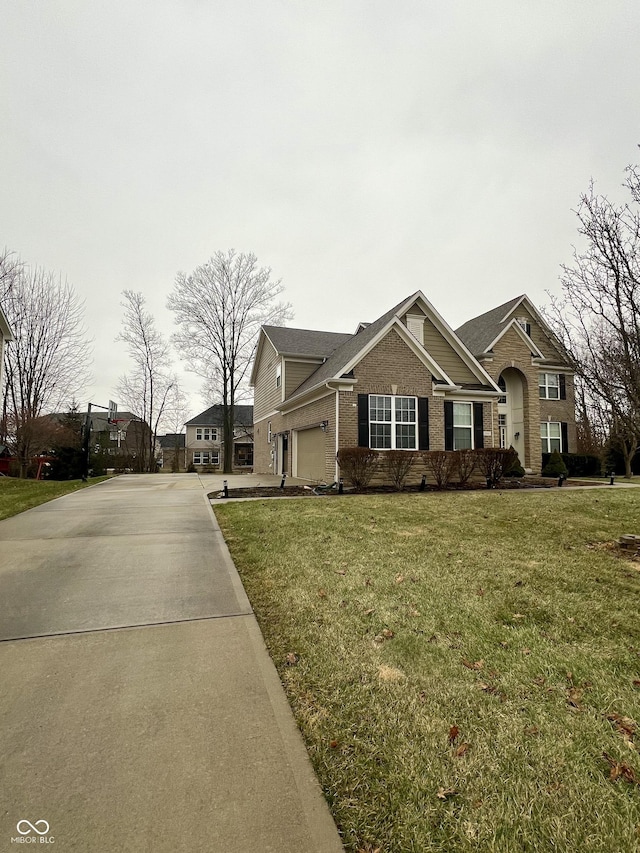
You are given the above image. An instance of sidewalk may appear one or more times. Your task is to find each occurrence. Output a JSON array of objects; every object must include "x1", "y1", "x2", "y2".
[{"x1": 0, "y1": 474, "x2": 343, "y2": 852}]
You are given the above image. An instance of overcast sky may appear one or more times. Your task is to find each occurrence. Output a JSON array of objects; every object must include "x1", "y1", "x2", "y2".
[{"x1": 2, "y1": 1, "x2": 639, "y2": 420}]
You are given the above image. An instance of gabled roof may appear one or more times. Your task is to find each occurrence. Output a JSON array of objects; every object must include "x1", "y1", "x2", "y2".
[
  {"x1": 284, "y1": 295, "x2": 417, "y2": 402},
  {"x1": 281, "y1": 291, "x2": 500, "y2": 405},
  {"x1": 262, "y1": 326, "x2": 352, "y2": 358},
  {"x1": 186, "y1": 404, "x2": 253, "y2": 427},
  {"x1": 455, "y1": 294, "x2": 570, "y2": 364},
  {"x1": 454, "y1": 296, "x2": 525, "y2": 355}
]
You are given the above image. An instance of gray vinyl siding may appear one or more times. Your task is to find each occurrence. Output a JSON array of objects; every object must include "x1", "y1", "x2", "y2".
[
  {"x1": 284, "y1": 359, "x2": 323, "y2": 398},
  {"x1": 253, "y1": 338, "x2": 282, "y2": 422},
  {"x1": 421, "y1": 316, "x2": 479, "y2": 384}
]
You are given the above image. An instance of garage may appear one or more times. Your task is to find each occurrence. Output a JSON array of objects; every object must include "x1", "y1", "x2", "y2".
[{"x1": 295, "y1": 427, "x2": 326, "y2": 481}]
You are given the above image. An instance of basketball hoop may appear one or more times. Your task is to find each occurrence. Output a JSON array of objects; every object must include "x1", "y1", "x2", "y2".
[{"x1": 108, "y1": 400, "x2": 118, "y2": 424}]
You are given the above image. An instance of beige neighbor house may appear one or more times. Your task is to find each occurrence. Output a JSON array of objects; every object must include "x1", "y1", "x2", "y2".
[
  {"x1": 185, "y1": 404, "x2": 254, "y2": 472},
  {"x1": 251, "y1": 291, "x2": 576, "y2": 482}
]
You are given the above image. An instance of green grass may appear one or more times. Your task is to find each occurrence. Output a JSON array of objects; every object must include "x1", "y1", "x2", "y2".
[
  {"x1": 0, "y1": 476, "x2": 110, "y2": 520},
  {"x1": 215, "y1": 490, "x2": 640, "y2": 853}
]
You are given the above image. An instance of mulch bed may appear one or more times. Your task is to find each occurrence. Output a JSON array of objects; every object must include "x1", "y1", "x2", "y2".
[{"x1": 208, "y1": 477, "x2": 598, "y2": 500}]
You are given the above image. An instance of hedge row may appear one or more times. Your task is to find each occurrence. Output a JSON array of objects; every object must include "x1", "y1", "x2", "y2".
[{"x1": 336, "y1": 447, "x2": 524, "y2": 491}]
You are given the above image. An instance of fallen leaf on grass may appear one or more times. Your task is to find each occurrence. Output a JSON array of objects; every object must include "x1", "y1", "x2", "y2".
[
  {"x1": 334, "y1": 569, "x2": 346, "y2": 576},
  {"x1": 329, "y1": 739, "x2": 339, "y2": 749},
  {"x1": 633, "y1": 680, "x2": 640, "y2": 688},
  {"x1": 454, "y1": 742, "x2": 471, "y2": 757},
  {"x1": 448, "y1": 725, "x2": 460, "y2": 744},
  {"x1": 603, "y1": 752, "x2": 639, "y2": 784},
  {"x1": 285, "y1": 652, "x2": 299, "y2": 666},
  {"x1": 606, "y1": 713, "x2": 637, "y2": 745},
  {"x1": 437, "y1": 787, "x2": 458, "y2": 800},
  {"x1": 524, "y1": 726, "x2": 540, "y2": 736},
  {"x1": 381, "y1": 628, "x2": 394, "y2": 640},
  {"x1": 478, "y1": 682, "x2": 499, "y2": 695},
  {"x1": 462, "y1": 658, "x2": 484, "y2": 670},
  {"x1": 395, "y1": 573, "x2": 405, "y2": 584},
  {"x1": 317, "y1": 589, "x2": 327, "y2": 599},
  {"x1": 418, "y1": 691, "x2": 427, "y2": 703},
  {"x1": 567, "y1": 687, "x2": 584, "y2": 708},
  {"x1": 512, "y1": 613, "x2": 526, "y2": 619},
  {"x1": 364, "y1": 608, "x2": 374, "y2": 616}
]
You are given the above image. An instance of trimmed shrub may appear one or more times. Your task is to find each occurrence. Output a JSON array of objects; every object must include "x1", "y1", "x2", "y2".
[
  {"x1": 541, "y1": 449, "x2": 569, "y2": 477},
  {"x1": 384, "y1": 450, "x2": 417, "y2": 491},
  {"x1": 477, "y1": 448, "x2": 517, "y2": 487},
  {"x1": 454, "y1": 449, "x2": 477, "y2": 485},
  {"x1": 423, "y1": 450, "x2": 456, "y2": 490},
  {"x1": 541, "y1": 452, "x2": 601, "y2": 477},
  {"x1": 504, "y1": 446, "x2": 525, "y2": 478},
  {"x1": 337, "y1": 447, "x2": 379, "y2": 490}
]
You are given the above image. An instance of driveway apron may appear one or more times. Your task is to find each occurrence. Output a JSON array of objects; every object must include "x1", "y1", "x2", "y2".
[{"x1": 0, "y1": 474, "x2": 343, "y2": 852}]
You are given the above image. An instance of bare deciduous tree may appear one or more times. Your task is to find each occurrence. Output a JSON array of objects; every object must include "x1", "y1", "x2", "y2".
[
  {"x1": 2, "y1": 265, "x2": 91, "y2": 476},
  {"x1": 547, "y1": 164, "x2": 640, "y2": 477},
  {"x1": 167, "y1": 250, "x2": 293, "y2": 472},
  {"x1": 0, "y1": 248, "x2": 22, "y2": 302},
  {"x1": 116, "y1": 290, "x2": 175, "y2": 472}
]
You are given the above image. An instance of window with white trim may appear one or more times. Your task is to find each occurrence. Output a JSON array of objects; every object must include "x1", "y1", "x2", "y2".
[
  {"x1": 276, "y1": 363, "x2": 281, "y2": 388},
  {"x1": 193, "y1": 451, "x2": 220, "y2": 466},
  {"x1": 406, "y1": 316, "x2": 424, "y2": 345},
  {"x1": 539, "y1": 373, "x2": 560, "y2": 399},
  {"x1": 517, "y1": 317, "x2": 532, "y2": 336},
  {"x1": 540, "y1": 422, "x2": 562, "y2": 453},
  {"x1": 267, "y1": 421, "x2": 272, "y2": 442},
  {"x1": 369, "y1": 395, "x2": 417, "y2": 450},
  {"x1": 196, "y1": 427, "x2": 218, "y2": 441},
  {"x1": 453, "y1": 402, "x2": 473, "y2": 450},
  {"x1": 498, "y1": 414, "x2": 507, "y2": 449}
]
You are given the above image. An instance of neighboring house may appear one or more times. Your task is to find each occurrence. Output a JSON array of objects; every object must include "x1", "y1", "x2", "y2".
[
  {"x1": 0, "y1": 304, "x2": 14, "y2": 413},
  {"x1": 250, "y1": 291, "x2": 576, "y2": 481},
  {"x1": 81, "y1": 411, "x2": 152, "y2": 468},
  {"x1": 185, "y1": 405, "x2": 254, "y2": 471},
  {"x1": 157, "y1": 433, "x2": 186, "y2": 472}
]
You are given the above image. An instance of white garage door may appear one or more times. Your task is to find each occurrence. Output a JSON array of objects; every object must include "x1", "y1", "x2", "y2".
[{"x1": 296, "y1": 428, "x2": 326, "y2": 481}]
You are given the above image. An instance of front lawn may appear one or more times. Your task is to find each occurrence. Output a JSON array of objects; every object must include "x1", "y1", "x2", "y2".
[
  {"x1": 215, "y1": 490, "x2": 640, "y2": 853},
  {"x1": 0, "y1": 476, "x2": 110, "y2": 521}
]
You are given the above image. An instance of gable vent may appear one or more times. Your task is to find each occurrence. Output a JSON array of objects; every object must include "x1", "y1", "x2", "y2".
[{"x1": 406, "y1": 315, "x2": 424, "y2": 345}]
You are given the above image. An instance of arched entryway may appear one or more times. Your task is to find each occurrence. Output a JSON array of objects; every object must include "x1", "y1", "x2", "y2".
[{"x1": 497, "y1": 367, "x2": 528, "y2": 466}]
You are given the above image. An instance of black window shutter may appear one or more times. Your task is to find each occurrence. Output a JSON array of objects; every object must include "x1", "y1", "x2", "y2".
[
  {"x1": 559, "y1": 374, "x2": 566, "y2": 399},
  {"x1": 561, "y1": 421, "x2": 568, "y2": 452},
  {"x1": 444, "y1": 401, "x2": 454, "y2": 451},
  {"x1": 357, "y1": 394, "x2": 369, "y2": 447},
  {"x1": 473, "y1": 403, "x2": 484, "y2": 449},
  {"x1": 418, "y1": 398, "x2": 429, "y2": 450}
]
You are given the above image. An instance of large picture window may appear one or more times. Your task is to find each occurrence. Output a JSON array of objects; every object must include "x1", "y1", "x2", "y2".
[
  {"x1": 369, "y1": 395, "x2": 417, "y2": 450},
  {"x1": 193, "y1": 451, "x2": 220, "y2": 466},
  {"x1": 541, "y1": 422, "x2": 562, "y2": 453}
]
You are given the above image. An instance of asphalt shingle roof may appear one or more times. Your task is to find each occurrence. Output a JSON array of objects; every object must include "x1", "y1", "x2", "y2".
[
  {"x1": 158, "y1": 433, "x2": 186, "y2": 448},
  {"x1": 283, "y1": 294, "x2": 417, "y2": 402},
  {"x1": 262, "y1": 326, "x2": 352, "y2": 358},
  {"x1": 454, "y1": 296, "x2": 524, "y2": 355},
  {"x1": 186, "y1": 404, "x2": 254, "y2": 427}
]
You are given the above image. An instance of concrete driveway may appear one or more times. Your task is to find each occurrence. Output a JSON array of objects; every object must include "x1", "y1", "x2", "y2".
[{"x1": 0, "y1": 474, "x2": 342, "y2": 852}]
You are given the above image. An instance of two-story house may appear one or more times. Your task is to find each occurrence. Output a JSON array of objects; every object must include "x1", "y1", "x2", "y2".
[
  {"x1": 185, "y1": 404, "x2": 253, "y2": 471},
  {"x1": 250, "y1": 291, "x2": 575, "y2": 482}
]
